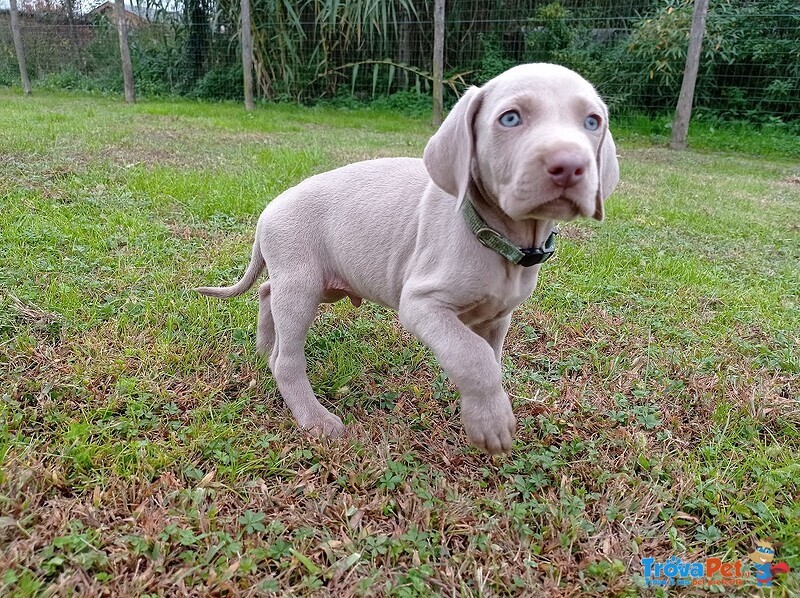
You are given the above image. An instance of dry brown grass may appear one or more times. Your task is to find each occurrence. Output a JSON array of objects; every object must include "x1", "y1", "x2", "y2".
[{"x1": 2, "y1": 91, "x2": 799, "y2": 596}]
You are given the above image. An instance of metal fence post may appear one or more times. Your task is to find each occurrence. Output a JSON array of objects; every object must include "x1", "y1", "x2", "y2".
[
  {"x1": 9, "y1": 0, "x2": 31, "y2": 95},
  {"x1": 115, "y1": 0, "x2": 136, "y2": 103},
  {"x1": 670, "y1": 0, "x2": 709, "y2": 150}
]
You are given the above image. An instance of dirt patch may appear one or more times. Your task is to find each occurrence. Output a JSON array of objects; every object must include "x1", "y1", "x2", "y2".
[
  {"x1": 96, "y1": 117, "x2": 279, "y2": 170},
  {"x1": 557, "y1": 223, "x2": 596, "y2": 242},
  {"x1": 6, "y1": 294, "x2": 62, "y2": 328},
  {"x1": 164, "y1": 221, "x2": 219, "y2": 242}
]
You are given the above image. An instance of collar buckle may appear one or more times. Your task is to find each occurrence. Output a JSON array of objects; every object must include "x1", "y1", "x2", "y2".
[{"x1": 517, "y1": 231, "x2": 557, "y2": 267}]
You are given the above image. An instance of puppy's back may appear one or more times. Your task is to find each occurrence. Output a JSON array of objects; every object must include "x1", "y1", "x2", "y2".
[{"x1": 258, "y1": 157, "x2": 432, "y2": 307}]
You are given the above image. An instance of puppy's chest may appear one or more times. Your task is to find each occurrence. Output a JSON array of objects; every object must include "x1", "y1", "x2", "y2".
[{"x1": 457, "y1": 273, "x2": 538, "y2": 326}]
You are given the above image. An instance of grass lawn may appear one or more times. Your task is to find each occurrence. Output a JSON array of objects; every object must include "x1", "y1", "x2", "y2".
[{"x1": 1, "y1": 89, "x2": 799, "y2": 596}]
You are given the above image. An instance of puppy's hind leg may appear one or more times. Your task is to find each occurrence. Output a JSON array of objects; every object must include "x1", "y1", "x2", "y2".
[
  {"x1": 256, "y1": 282, "x2": 275, "y2": 358},
  {"x1": 269, "y1": 278, "x2": 345, "y2": 438}
]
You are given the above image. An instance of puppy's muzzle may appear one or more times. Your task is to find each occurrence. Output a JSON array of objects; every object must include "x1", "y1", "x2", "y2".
[{"x1": 545, "y1": 149, "x2": 589, "y2": 189}]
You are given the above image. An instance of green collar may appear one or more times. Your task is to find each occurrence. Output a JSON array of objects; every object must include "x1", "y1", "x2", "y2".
[{"x1": 460, "y1": 199, "x2": 557, "y2": 267}]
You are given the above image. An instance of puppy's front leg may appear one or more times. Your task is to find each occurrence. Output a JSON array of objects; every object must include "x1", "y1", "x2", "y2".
[
  {"x1": 399, "y1": 295, "x2": 515, "y2": 454},
  {"x1": 473, "y1": 315, "x2": 512, "y2": 364}
]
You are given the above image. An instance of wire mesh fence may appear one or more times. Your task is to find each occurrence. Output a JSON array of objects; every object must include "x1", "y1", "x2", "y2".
[{"x1": 2, "y1": 0, "x2": 799, "y2": 124}]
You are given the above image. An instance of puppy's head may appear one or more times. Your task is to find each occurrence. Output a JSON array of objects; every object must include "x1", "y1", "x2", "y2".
[{"x1": 424, "y1": 63, "x2": 619, "y2": 222}]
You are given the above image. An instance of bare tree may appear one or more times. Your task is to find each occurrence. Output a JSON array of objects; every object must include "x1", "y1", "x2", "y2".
[
  {"x1": 63, "y1": 0, "x2": 85, "y2": 69},
  {"x1": 185, "y1": 0, "x2": 211, "y2": 88}
]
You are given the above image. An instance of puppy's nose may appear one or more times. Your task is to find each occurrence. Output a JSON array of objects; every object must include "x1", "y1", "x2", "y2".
[{"x1": 546, "y1": 151, "x2": 587, "y2": 188}]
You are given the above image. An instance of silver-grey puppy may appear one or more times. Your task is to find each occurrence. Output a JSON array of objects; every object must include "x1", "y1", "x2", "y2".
[{"x1": 196, "y1": 63, "x2": 620, "y2": 454}]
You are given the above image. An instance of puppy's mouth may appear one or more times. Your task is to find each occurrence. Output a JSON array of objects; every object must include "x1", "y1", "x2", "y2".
[
  {"x1": 499, "y1": 187, "x2": 593, "y2": 222},
  {"x1": 526, "y1": 195, "x2": 585, "y2": 221}
]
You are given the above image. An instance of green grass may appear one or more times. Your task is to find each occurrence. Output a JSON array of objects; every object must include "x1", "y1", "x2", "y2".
[
  {"x1": 1, "y1": 88, "x2": 799, "y2": 596},
  {"x1": 613, "y1": 113, "x2": 800, "y2": 159}
]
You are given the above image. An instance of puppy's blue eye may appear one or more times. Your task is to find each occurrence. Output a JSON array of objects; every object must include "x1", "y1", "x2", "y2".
[
  {"x1": 584, "y1": 115, "x2": 601, "y2": 131},
  {"x1": 499, "y1": 111, "x2": 521, "y2": 127}
]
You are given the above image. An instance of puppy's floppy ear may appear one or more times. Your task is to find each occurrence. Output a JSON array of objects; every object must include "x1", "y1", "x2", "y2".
[
  {"x1": 592, "y1": 104, "x2": 620, "y2": 221},
  {"x1": 423, "y1": 86, "x2": 483, "y2": 210}
]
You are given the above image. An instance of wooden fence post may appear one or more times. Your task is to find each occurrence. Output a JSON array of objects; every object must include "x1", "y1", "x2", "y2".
[
  {"x1": 432, "y1": 0, "x2": 445, "y2": 127},
  {"x1": 241, "y1": 0, "x2": 254, "y2": 111},
  {"x1": 115, "y1": 0, "x2": 136, "y2": 103},
  {"x1": 9, "y1": 0, "x2": 31, "y2": 95},
  {"x1": 669, "y1": 0, "x2": 709, "y2": 150}
]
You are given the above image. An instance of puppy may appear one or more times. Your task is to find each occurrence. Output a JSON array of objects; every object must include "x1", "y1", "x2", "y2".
[{"x1": 197, "y1": 64, "x2": 619, "y2": 454}]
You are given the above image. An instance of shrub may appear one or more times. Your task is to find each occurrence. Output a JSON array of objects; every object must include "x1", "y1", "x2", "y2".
[
  {"x1": 369, "y1": 90, "x2": 432, "y2": 116},
  {"x1": 40, "y1": 69, "x2": 100, "y2": 92},
  {"x1": 612, "y1": 0, "x2": 800, "y2": 120},
  {"x1": 190, "y1": 64, "x2": 243, "y2": 100},
  {"x1": 525, "y1": 2, "x2": 573, "y2": 63},
  {"x1": 474, "y1": 33, "x2": 516, "y2": 85},
  {"x1": 707, "y1": 0, "x2": 800, "y2": 120}
]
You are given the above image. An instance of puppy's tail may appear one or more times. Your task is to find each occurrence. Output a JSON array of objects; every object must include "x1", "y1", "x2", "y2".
[{"x1": 195, "y1": 239, "x2": 265, "y2": 299}]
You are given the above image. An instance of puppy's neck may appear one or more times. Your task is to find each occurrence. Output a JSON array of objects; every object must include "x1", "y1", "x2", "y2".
[{"x1": 467, "y1": 180, "x2": 555, "y2": 249}]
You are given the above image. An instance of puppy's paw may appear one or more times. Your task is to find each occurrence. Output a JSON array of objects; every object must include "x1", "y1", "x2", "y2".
[
  {"x1": 461, "y1": 393, "x2": 516, "y2": 455},
  {"x1": 299, "y1": 409, "x2": 345, "y2": 439}
]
